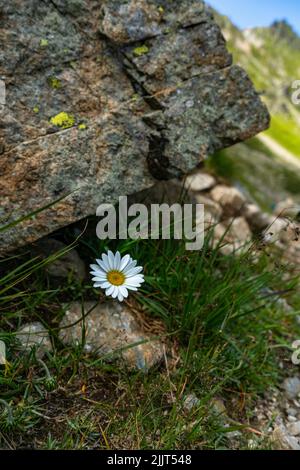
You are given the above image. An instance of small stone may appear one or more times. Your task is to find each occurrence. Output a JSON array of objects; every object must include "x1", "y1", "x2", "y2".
[
  {"x1": 242, "y1": 203, "x2": 271, "y2": 232},
  {"x1": 194, "y1": 194, "x2": 223, "y2": 221},
  {"x1": 283, "y1": 377, "x2": 300, "y2": 399},
  {"x1": 287, "y1": 416, "x2": 297, "y2": 423},
  {"x1": 16, "y1": 322, "x2": 52, "y2": 359},
  {"x1": 227, "y1": 431, "x2": 242, "y2": 439},
  {"x1": 248, "y1": 439, "x2": 257, "y2": 449},
  {"x1": 210, "y1": 185, "x2": 246, "y2": 216},
  {"x1": 224, "y1": 217, "x2": 252, "y2": 243},
  {"x1": 224, "y1": 425, "x2": 242, "y2": 440},
  {"x1": 59, "y1": 301, "x2": 164, "y2": 371},
  {"x1": 274, "y1": 198, "x2": 300, "y2": 219},
  {"x1": 183, "y1": 393, "x2": 200, "y2": 412},
  {"x1": 287, "y1": 421, "x2": 300, "y2": 436},
  {"x1": 184, "y1": 172, "x2": 216, "y2": 192},
  {"x1": 212, "y1": 217, "x2": 252, "y2": 255},
  {"x1": 211, "y1": 397, "x2": 227, "y2": 416},
  {"x1": 262, "y1": 218, "x2": 289, "y2": 244},
  {"x1": 272, "y1": 422, "x2": 300, "y2": 450},
  {"x1": 286, "y1": 407, "x2": 298, "y2": 417}
]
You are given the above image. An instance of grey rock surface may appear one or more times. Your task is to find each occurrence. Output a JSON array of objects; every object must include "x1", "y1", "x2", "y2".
[
  {"x1": 283, "y1": 376, "x2": 300, "y2": 400},
  {"x1": 272, "y1": 421, "x2": 300, "y2": 450},
  {"x1": 0, "y1": 0, "x2": 269, "y2": 253},
  {"x1": 210, "y1": 185, "x2": 246, "y2": 216},
  {"x1": 59, "y1": 301, "x2": 164, "y2": 370},
  {"x1": 184, "y1": 172, "x2": 216, "y2": 192},
  {"x1": 287, "y1": 421, "x2": 300, "y2": 437}
]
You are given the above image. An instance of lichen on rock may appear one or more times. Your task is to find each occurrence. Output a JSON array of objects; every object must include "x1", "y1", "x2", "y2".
[
  {"x1": 0, "y1": 0, "x2": 270, "y2": 253},
  {"x1": 50, "y1": 112, "x2": 75, "y2": 129}
]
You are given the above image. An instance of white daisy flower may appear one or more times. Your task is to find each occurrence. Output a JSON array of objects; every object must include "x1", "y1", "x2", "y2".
[{"x1": 90, "y1": 250, "x2": 144, "y2": 302}]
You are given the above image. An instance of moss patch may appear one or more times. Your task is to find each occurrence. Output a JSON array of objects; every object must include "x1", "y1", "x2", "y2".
[{"x1": 50, "y1": 112, "x2": 75, "y2": 129}]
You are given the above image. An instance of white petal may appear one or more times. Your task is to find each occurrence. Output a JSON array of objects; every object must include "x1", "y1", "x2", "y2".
[
  {"x1": 119, "y1": 254, "x2": 131, "y2": 271},
  {"x1": 125, "y1": 266, "x2": 143, "y2": 276},
  {"x1": 107, "y1": 251, "x2": 115, "y2": 270},
  {"x1": 98, "y1": 281, "x2": 111, "y2": 289},
  {"x1": 102, "y1": 254, "x2": 111, "y2": 270},
  {"x1": 125, "y1": 275, "x2": 144, "y2": 285},
  {"x1": 126, "y1": 285, "x2": 138, "y2": 291},
  {"x1": 124, "y1": 280, "x2": 142, "y2": 287},
  {"x1": 125, "y1": 279, "x2": 144, "y2": 288},
  {"x1": 92, "y1": 276, "x2": 107, "y2": 282},
  {"x1": 118, "y1": 292, "x2": 124, "y2": 302},
  {"x1": 123, "y1": 259, "x2": 137, "y2": 274},
  {"x1": 90, "y1": 264, "x2": 101, "y2": 271},
  {"x1": 119, "y1": 286, "x2": 128, "y2": 298},
  {"x1": 97, "y1": 258, "x2": 109, "y2": 271},
  {"x1": 91, "y1": 268, "x2": 106, "y2": 274},
  {"x1": 128, "y1": 274, "x2": 144, "y2": 281},
  {"x1": 125, "y1": 283, "x2": 142, "y2": 289},
  {"x1": 93, "y1": 282, "x2": 106, "y2": 288},
  {"x1": 111, "y1": 286, "x2": 119, "y2": 298},
  {"x1": 114, "y1": 251, "x2": 121, "y2": 270},
  {"x1": 90, "y1": 268, "x2": 106, "y2": 276},
  {"x1": 105, "y1": 285, "x2": 114, "y2": 296}
]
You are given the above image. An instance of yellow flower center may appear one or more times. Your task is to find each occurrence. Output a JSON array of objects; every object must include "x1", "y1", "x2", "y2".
[{"x1": 107, "y1": 270, "x2": 125, "y2": 286}]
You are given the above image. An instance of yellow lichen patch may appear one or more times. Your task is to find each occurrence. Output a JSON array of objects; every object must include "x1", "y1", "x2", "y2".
[
  {"x1": 78, "y1": 123, "x2": 87, "y2": 130},
  {"x1": 40, "y1": 39, "x2": 49, "y2": 47},
  {"x1": 48, "y1": 77, "x2": 62, "y2": 89},
  {"x1": 133, "y1": 45, "x2": 149, "y2": 57},
  {"x1": 50, "y1": 112, "x2": 75, "y2": 129},
  {"x1": 33, "y1": 106, "x2": 40, "y2": 113}
]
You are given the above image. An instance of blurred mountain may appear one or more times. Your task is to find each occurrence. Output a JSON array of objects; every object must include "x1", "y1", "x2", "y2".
[{"x1": 208, "y1": 10, "x2": 300, "y2": 210}]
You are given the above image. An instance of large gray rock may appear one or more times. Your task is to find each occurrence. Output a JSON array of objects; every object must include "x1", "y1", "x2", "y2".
[
  {"x1": 0, "y1": 0, "x2": 269, "y2": 253},
  {"x1": 59, "y1": 301, "x2": 164, "y2": 371}
]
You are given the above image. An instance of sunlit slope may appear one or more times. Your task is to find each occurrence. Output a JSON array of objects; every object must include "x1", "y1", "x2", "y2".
[{"x1": 209, "y1": 12, "x2": 300, "y2": 208}]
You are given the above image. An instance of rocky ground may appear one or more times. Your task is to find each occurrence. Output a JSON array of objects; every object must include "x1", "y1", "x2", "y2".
[{"x1": 10, "y1": 169, "x2": 300, "y2": 449}]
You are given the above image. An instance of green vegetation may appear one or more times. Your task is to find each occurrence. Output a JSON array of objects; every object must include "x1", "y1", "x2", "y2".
[
  {"x1": 266, "y1": 115, "x2": 300, "y2": 157},
  {"x1": 1, "y1": 218, "x2": 299, "y2": 449},
  {"x1": 211, "y1": 13, "x2": 300, "y2": 205}
]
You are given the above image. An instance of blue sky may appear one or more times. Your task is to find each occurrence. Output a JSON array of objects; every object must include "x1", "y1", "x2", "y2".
[{"x1": 207, "y1": 0, "x2": 300, "y2": 34}]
